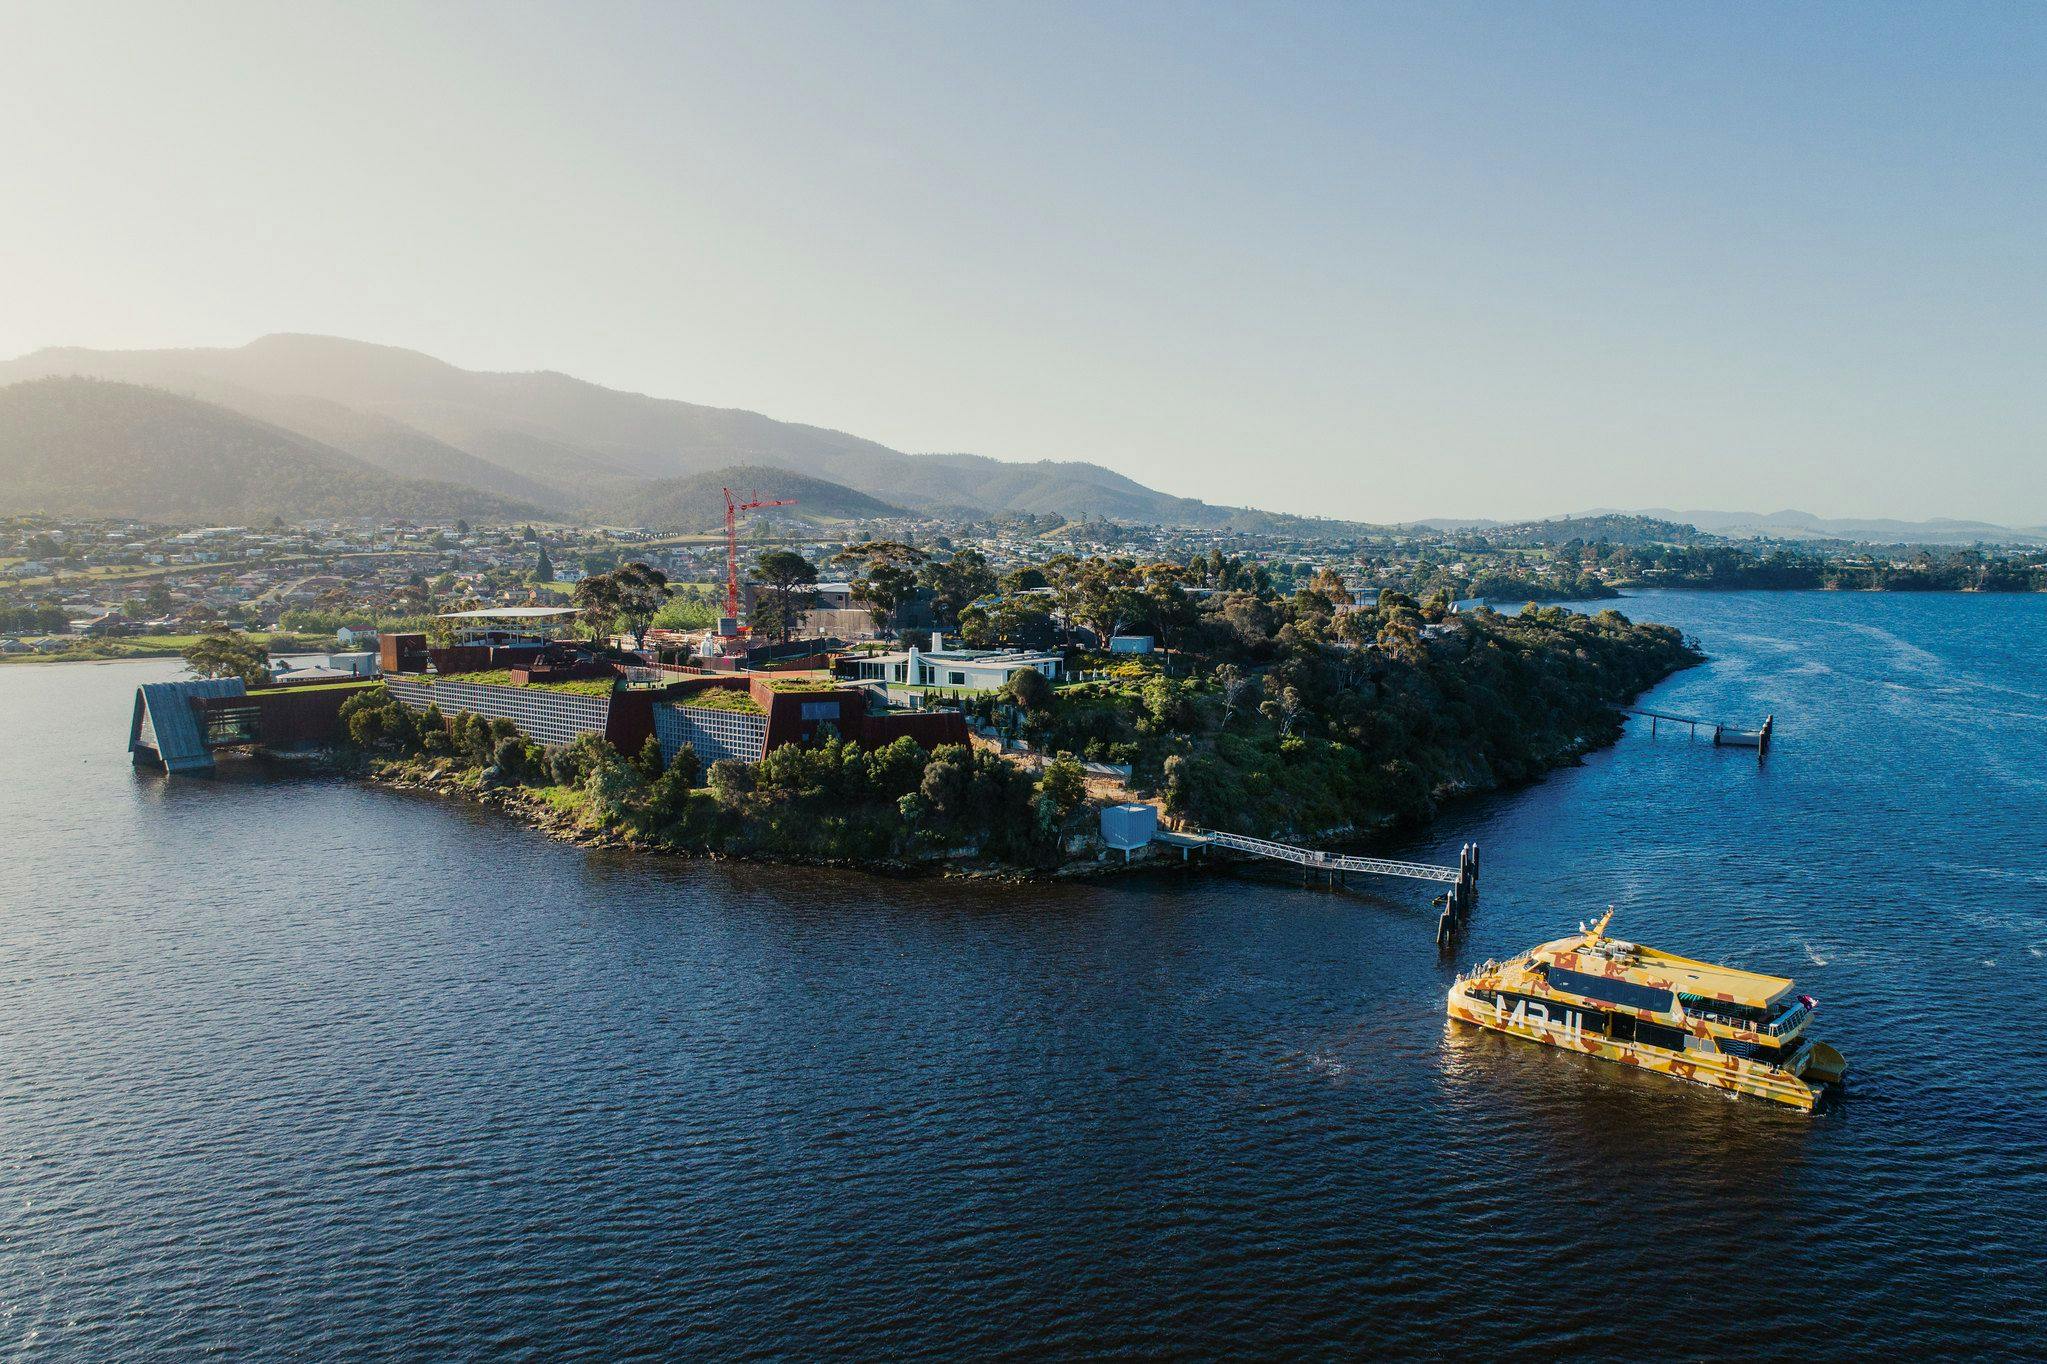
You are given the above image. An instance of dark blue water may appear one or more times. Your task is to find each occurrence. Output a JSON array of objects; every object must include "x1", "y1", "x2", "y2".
[{"x1": 4, "y1": 590, "x2": 2044, "y2": 1358}]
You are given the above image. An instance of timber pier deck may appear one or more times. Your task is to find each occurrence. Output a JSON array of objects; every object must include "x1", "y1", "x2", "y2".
[{"x1": 1626, "y1": 708, "x2": 1774, "y2": 759}]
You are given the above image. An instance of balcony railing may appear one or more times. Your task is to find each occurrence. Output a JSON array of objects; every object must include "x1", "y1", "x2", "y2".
[
  {"x1": 1679, "y1": 996, "x2": 1809, "y2": 1038},
  {"x1": 1763, "y1": 1000, "x2": 1812, "y2": 1038}
]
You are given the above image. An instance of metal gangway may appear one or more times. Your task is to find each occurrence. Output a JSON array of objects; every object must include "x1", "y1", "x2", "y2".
[
  {"x1": 1202, "y1": 830, "x2": 1459, "y2": 883},
  {"x1": 1196, "y1": 830, "x2": 1482, "y2": 947}
]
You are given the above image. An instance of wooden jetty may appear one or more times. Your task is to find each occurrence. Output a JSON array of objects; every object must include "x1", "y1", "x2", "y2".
[
  {"x1": 1170, "y1": 829, "x2": 1483, "y2": 948},
  {"x1": 1625, "y1": 708, "x2": 1773, "y2": 760}
]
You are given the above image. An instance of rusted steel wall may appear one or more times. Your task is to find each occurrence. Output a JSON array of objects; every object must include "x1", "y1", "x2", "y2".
[
  {"x1": 252, "y1": 683, "x2": 375, "y2": 745},
  {"x1": 859, "y1": 709, "x2": 969, "y2": 750},
  {"x1": 381, "y1": 633, "x2": 429, "y2": 673},
  {"x1": 604, "y1": 691, "x2": 657, "y2": 757},
  {"x1": 758, "y1": 684, "x2": 864, "y2": 753}
]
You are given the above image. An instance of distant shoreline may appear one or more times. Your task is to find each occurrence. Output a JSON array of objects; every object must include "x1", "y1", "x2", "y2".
[
  {"x1": 0, "y1": 650, "x2": 189, "y2": 667},
  {"x1": 0, "y1": 651, "x2": 188, "y2": 667},
  {"x1": 1496, "y1": 583, "x2": 2047, "y2": 601},
  {"x1": 0, "y1": 632, "x2": 331, "y2": 667}
]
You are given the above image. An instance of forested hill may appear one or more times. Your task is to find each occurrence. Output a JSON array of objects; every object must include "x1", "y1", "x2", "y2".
[
  {"x1": 1450, "y1": 515, "x2": 1707, "y2": 548},
  {"x1": 580, "y1": 466, "x2": 908, "y2": 529},
  {"x1": 1139, "y1": 597, "x2": 1702, "y2": 840},
  {"x1": 0, "y1": 377, "x2": 544, "y2": 523}
]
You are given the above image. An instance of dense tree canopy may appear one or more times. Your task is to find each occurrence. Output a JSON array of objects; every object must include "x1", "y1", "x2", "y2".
[
  {"x1": 751, "y1": 549, "x2": 819, "y2": 643},
  {"x1": 574, "y1": 561, "x2": 672, "y2": 648},
  {"x1": 833, "y1": 541, "x2": 927, "y2": 636},
  {"x1": 181, "y1": 627, "x2": 268, "y2": 686}
]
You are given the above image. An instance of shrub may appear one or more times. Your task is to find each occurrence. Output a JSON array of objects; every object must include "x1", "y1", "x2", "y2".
[
  {"x1": 416, "y1": 703, "x2": 454, "y2": 756},
  {"x1": 547, "y1": 732, "x2": 620, "y2": 788},
  {"x1": 583, "y1": 748, "x2": 643, "y2": 823},
  {"x1": 1140, "y1": 676, "x2": 1195, "y2": 731},
  {"x1": 491, "y1": 735, "x2": 527, "y2": 778},
  {"x1": 1004, "y1": 667, "x2": 1054, "y2": 712},
  {"x1": 708, "y1": 758, "x2": 756, "y2": 802},
  {"x1": 338, "y1": 688, "x2": 413, "y2": 752},
  {"x1": 1033, "y1": 755, "x2": 1089, "y2": 836}
]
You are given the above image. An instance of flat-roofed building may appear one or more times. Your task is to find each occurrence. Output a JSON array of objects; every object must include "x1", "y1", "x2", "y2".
[
  {"x1": 845, "y1": 632, "x2": 1063, "y2": 691},
  {"x1": 652, "y1": 674, "x2": 969, "y2": 774}
]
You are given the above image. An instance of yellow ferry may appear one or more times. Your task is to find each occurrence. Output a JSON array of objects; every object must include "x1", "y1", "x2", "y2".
[{"x1": 1447, "y1": 911, "x2": 1848, "y2": 1112}]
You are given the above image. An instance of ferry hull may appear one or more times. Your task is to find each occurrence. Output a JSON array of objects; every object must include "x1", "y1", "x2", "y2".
[{"x1": 1448, "y1": 980, "x2": 1827, "y2": 1112}]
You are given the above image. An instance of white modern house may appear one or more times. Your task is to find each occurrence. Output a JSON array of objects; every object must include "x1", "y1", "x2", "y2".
[
  {"x1": 268, "y1": 651, "x2": 381, "y2": 684},
  {"x1": 847, "y1": 632, "x2": 1064, "y2": 691}
]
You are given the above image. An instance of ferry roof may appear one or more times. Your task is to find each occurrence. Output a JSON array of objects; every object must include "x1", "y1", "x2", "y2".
[{"x1": 1536, "y1": 933, "x2": 1794, "y2": 1009}]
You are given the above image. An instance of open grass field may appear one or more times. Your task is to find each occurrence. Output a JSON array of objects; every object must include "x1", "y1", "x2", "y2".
[{"x1": 0, "y1": 631, "x2": 332, "y2": 666}]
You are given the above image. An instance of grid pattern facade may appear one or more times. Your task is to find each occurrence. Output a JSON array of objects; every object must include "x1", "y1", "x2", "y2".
[
  {"x1": 386, "y1": 676, "x2": 612, "y2": 748},
  {"x1": 654, "y1": 702, "x2": 767, "y2": 768}
]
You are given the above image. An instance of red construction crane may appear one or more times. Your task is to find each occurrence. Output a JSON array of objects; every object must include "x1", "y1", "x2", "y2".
[{"x1": 724, "y1": 486, "x2": 797, "y2": 624}]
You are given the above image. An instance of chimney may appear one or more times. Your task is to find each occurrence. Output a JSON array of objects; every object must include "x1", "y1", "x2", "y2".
[{"x1": 931, "y1": 630, "x2": 944, "y2": 652}]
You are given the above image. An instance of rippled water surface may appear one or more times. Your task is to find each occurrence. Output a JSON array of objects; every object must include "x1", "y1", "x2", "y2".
[{"x1": 4, "y1": 591, "x2": 2045, "y2": 1358}]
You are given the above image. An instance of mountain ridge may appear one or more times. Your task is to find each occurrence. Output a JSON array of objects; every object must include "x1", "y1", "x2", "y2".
[
  {"x1": 580, "y1": 465, "x2": 909, "y2": 530},
  {"x1": 0, "y1": 334, "x2": 1331, "y2": 530},
  {"x1": 0, "y1": 377, "x2": 545, "y2": 524}
]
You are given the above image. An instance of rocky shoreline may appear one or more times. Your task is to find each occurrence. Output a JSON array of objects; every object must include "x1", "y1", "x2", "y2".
[{"x1": 351, "y1": 757, "x2": 1145, "y2": 882}]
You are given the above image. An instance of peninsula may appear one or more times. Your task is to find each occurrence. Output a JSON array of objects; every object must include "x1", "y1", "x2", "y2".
[{"x1": 303, "y1": 556, "x2": 1698, "y2": 876}]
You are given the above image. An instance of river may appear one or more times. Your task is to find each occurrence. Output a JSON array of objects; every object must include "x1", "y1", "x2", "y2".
[{"x1": 2, "y1": 590, "x2": 2043, "y2": 1358}]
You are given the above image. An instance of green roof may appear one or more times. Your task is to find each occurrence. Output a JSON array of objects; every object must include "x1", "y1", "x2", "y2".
[
  {"x1": 431, "y1": 668, "x2": 616, "y2": 696},
  {"x1": 675, "y1": 687, "x2": 765, "y2": 715},
  {"x1": 756, "y1": 674, "x2": 844, "y2": 692}
]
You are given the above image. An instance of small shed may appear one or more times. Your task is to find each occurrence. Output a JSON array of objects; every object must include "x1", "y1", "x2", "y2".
[{"x1": 1099, "y1": 803, "x2": 1160, "y2": 851}]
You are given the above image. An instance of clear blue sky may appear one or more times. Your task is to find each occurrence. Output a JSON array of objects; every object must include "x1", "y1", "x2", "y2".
[{"x1": 3, "y1": 1, "x2": 2041, "y2": 523}]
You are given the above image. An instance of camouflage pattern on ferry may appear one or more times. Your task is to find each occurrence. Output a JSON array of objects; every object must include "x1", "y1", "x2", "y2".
[{"x1": 1447, "y1": 911, "x2": 1848, "y2": 1112}]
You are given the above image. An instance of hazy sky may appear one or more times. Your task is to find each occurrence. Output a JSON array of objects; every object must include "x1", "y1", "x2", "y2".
[{"x1": 3, "y1": 2, "x2": 2042, "y2": 524}]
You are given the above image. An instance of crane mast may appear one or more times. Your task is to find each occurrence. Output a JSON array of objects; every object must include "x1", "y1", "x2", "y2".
[{"x1": 724, "y1": 486, "x2": 798, "y2": 627}]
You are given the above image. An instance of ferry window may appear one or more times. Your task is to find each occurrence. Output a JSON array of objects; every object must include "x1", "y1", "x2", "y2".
[
  {"x1": 1679, "y1": 993, "x2": 1765, "y2": 1027},
  {"x1": 1636, "y1": 1021, "x2": 1689, "y2": 1052},
  {"x1": 1608, "y1": 1015, "x2": 1636, "y2": 1043},
  {"x1": 1547, "y1": 965, "x2": 1674, "y2": 1015}
]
